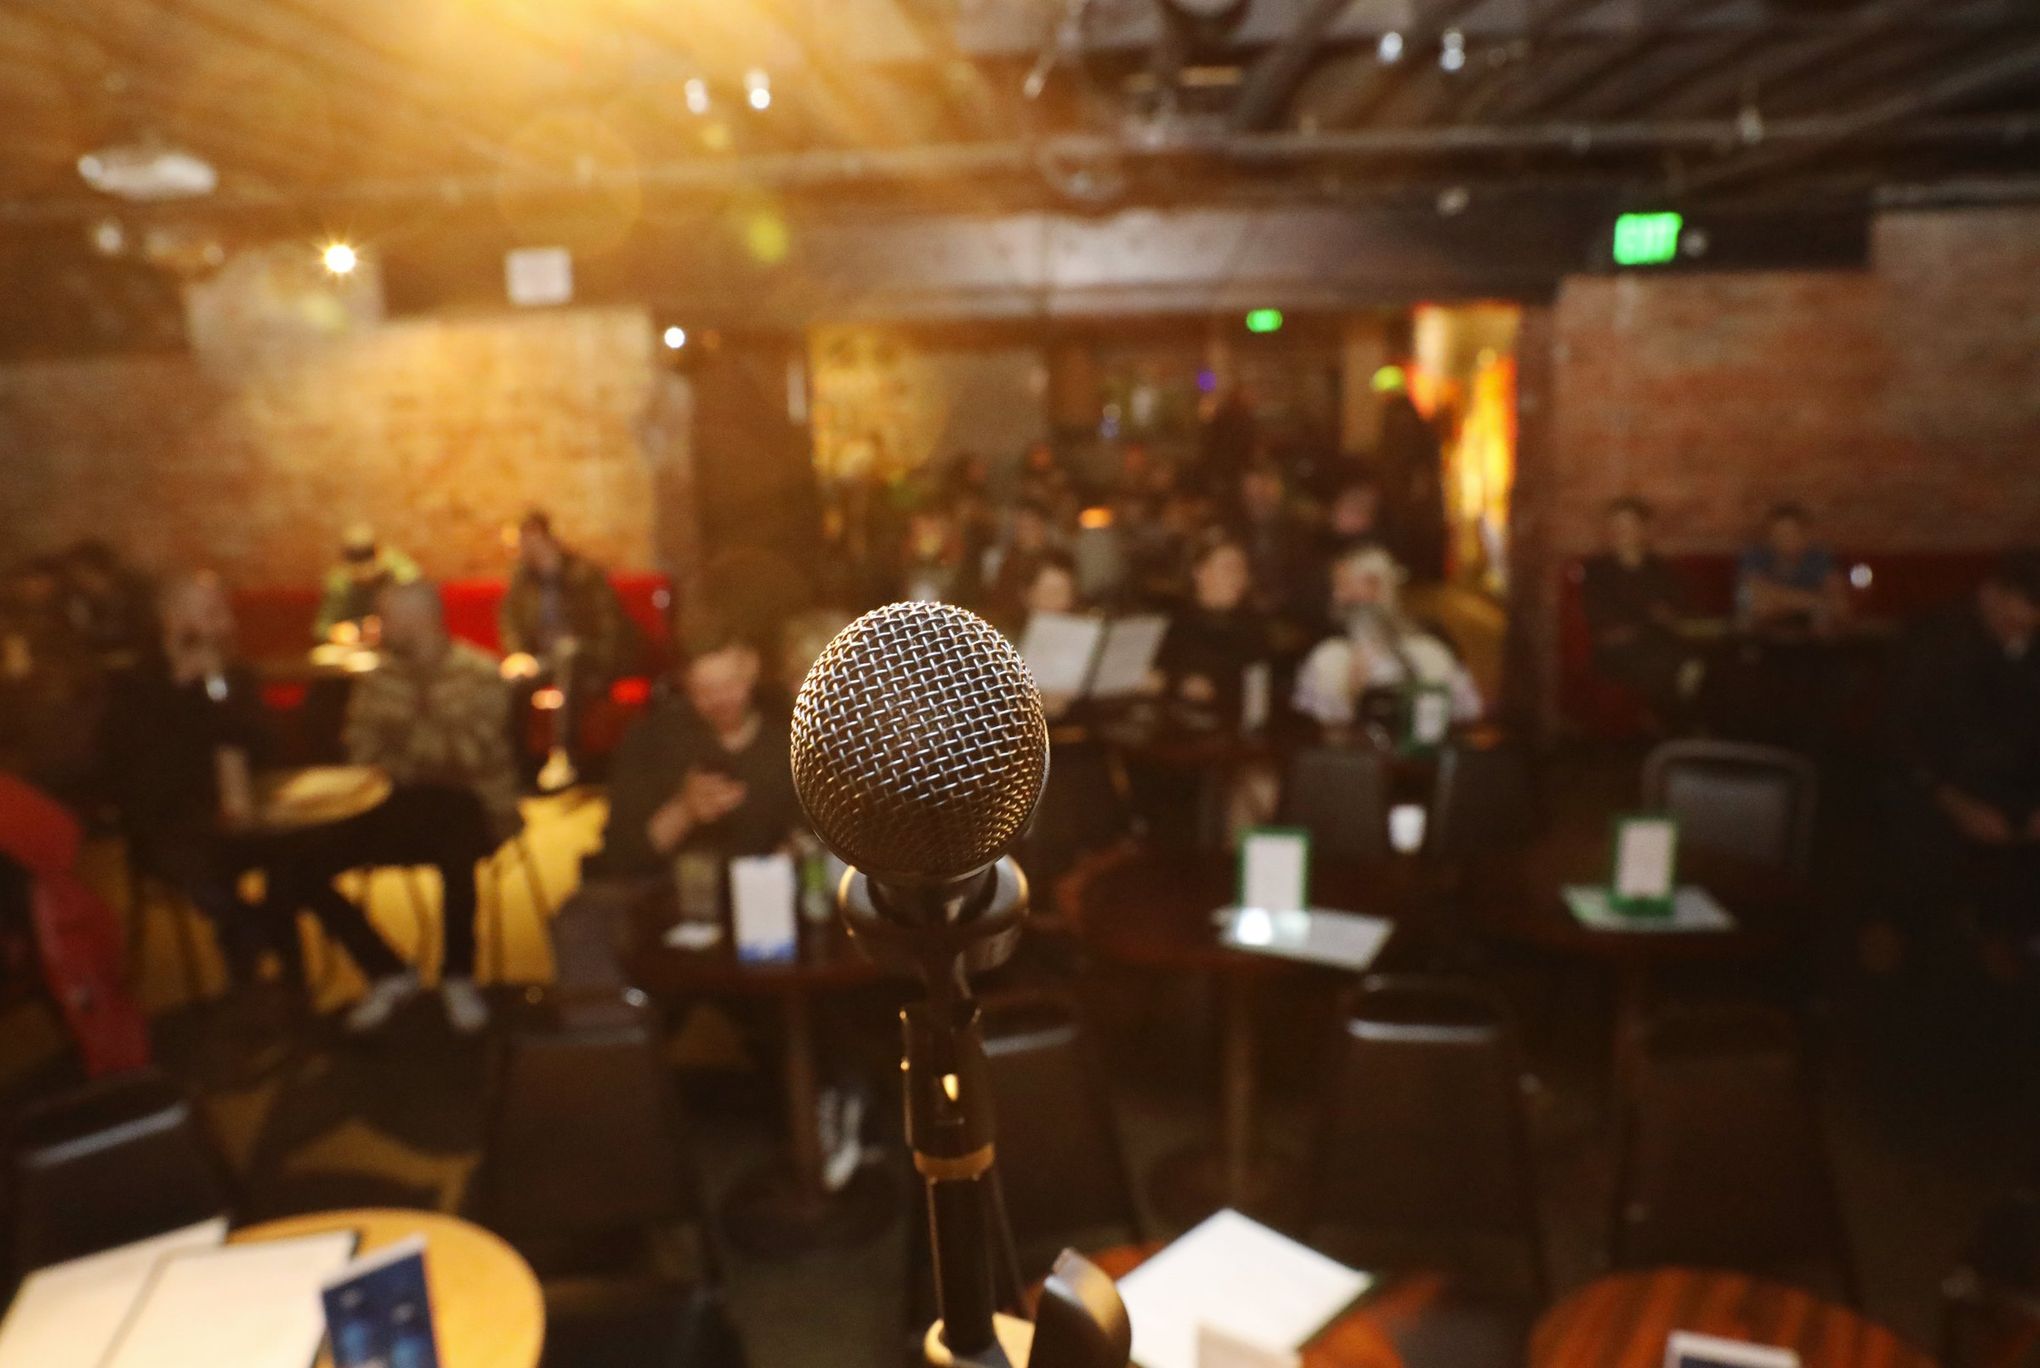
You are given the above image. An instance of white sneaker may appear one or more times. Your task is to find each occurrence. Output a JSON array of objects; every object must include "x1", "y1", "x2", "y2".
[
  {"x1": 441, "y1": 977, "x2": 491, "y2": 1036},
  {"x1": 536, "y1": 748, "x2": 578, "y2": 793},
  {"x1": 346, "y1": 972, "x2": 420, "y2": 1034},
  {"x1": 821, "y1": 1087, "x2": 866, "y2": 1194}
]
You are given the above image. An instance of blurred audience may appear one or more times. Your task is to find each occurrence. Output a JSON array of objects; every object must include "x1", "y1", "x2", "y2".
[
  {"x1": 281, "y1": 581, "x2": 521, "y2": 1034},
  {"x1": 600, "y1": 619, "x2": 800, "y2": 878},
  {"x1": 1294, "y1": 545, "x2": 1481, "y2": 732},
  {"x1": 1155, "y1": 533, "x2": 1271, "y2": 730},
  {"x1": 314, "y1": 523, "x2": 419, "y2": 645},
  {"x1": 1738, "y1": 503, "x2": 1849, "y2": 638},
  {"x1": 1580, "y1": 497, "x2": 1705, "y2": 725},
  {"x1": 499, "y1": 510, "x2": 630, "y2": 793}
]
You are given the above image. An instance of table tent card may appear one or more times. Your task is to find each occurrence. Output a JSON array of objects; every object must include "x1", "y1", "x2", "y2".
[
  {"x1": 323, "y1": 1235, "x2": 441, "y2": 1368},
  {"x1": 1237, "y1": 828, "x2": 1310, "y2": 916},
  {"x1": 731, "y1": 854, "x2": 799, "y2": 964},
  {"x1": 1611, "y1": 814, "x2": 1679, "y2": 916}
]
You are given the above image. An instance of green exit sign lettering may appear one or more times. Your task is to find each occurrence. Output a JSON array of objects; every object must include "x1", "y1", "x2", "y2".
[{"x1": 1612, "y1": 212, "x2": 1684, "y2": 267}]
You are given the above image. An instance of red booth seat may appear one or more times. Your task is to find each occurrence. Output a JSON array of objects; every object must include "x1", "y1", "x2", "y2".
[
  {"x1": 1557, "y1": 550, "x2": 2002, "y2": 739},
  {"x1": 232, "y1": 572, "x2": 674, "y2": 761}
]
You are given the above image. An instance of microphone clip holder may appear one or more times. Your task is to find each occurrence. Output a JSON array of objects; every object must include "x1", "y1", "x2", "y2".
[{"x1": 838, "y1": 859, "x2": 1131, "y2": 1368}]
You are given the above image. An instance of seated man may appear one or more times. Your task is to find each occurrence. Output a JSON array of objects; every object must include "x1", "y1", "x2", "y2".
[
  {"x1": 1737, "y1": 503, "x2": 1849, "y2": 637},
  {"x1": 313, "y1": 523, "x2": 419, "y2": 644},
  {"x1": 1884, "y1": 553, "x2": 2040, "y2": 971},
  {"x1": 1293, "y1": 545, "x2": 1481, "y2": 733},
  {"x1": 1579, "y1": 497, "x2": 1704, "y2": 725},
  {"x1": 499, "y1": 511, "x2": 631, "y2": 793},
  {"x1": 599, "y1": 620, "x2": 801, "y2": 878},
  {"x1": 107, "y1": 572, "x2": 281, "y2": 984},
  {"x1": 279, "y1": 581, "x2": 523, "y2": 1034}
]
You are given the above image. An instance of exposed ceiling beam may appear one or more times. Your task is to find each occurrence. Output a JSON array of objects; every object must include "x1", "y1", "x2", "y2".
[
  {"x1": 1678, "y1": 36, "x2": 2040, "y2": 194},
  {"x1": 1231, "y1": 0, "x2": 1356, "y2": 132},
  {"x1": 1653, "y1": 0, "x2": 1951, "y2": 117},
  {"x1": 0, "y1": 110, "x2": 2028, "y2": 221}
]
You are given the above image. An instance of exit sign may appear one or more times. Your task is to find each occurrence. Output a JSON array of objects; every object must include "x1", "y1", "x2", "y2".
[{"x1": 1612, "y1": 212, "x2": 1683, "y2": 267}]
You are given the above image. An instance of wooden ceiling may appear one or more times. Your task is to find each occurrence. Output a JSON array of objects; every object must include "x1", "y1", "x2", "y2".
[{"x1": 0, "y1": 0, "x2": 2034, "y2": 223}]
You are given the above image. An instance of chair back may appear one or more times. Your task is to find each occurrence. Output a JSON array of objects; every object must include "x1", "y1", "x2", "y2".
[
  {"x1": 477, "y1": 991, "x2": 707, "y2": 1266},
  {"x1": 1279, "y1": 746, "x2": 1391, "y2": 862},
  {"x1": 982, "y1": 993, "x2": 1143, "y2": 1272},
  {"x1": 1944, "y1": 1192, "x2": 2040, "y2": 1368},
  {"x1": 10, "y1": 1068, "x2": 231, "y2": 1270},
  {"x1": 1614, "y1": 1004, "x2": 1854, "y2": 1295},
  {"x1": 1427, "y1": 741, "x2": 1537, "y2": 864},
  {"x1": 1308, "y1": 975, "x2": 1545, "y2": 1293},
  {"x1": 1641, "y1": 740, "x2": 1817, "y2": 873}
]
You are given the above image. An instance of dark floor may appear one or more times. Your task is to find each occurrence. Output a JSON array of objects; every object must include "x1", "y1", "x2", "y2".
[{"x1": 5, "y1": 745, "x2": 2032, "y2": 1366}]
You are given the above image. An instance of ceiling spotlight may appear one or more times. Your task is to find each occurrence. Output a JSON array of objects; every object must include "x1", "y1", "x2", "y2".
[
  {"x1": 662, "y1": 325, "x2": 687, "y2": 350},
  {"x1": 745, "y1": 69, "x2": 771, "y2": 111},
  {"x1": 322, "y1": 242, "x2": 358, "y2": 276},
  {"x1": 684, "y1": 78, "x2": 710, "y2": 115},
  {"x1": 1377, "y1": 31, "x2": 1404, "y2": 63},
  {"x1": 1440, "y1": 29, "x2": 1466, "y2": 72}
]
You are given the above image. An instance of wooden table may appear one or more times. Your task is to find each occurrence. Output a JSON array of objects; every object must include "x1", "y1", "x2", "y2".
[
  {"x1": 231, "y1": 1208, "x2": 543, "y2": 1368},
  {"x1": 1532, "y1": 1270, "x2": 1938, "y2": 1368},
  {"x1": 625, "y1": 886, "x2": 895, "y2": 1258},
  {"x1": 1065, "y1": 843, "x2": 1416, "y2": 1225}
]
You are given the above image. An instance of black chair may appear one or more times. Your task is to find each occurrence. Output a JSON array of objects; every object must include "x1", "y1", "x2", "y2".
[
  {"x1": 904, "y1": 992, "x2": 1144, "y2": 1335},
  {"x1": 1641, "y1": 740, "x2": 1818, "y2": 874},
  {"x1": 475, "y1": 989, "x2": 744, "y2": 1368},
  {"x1": 1279, "y1": 745, "x2": 1392, "y2": 863},
  {"x1": 1611, "y1": 1003, "x2": 1857, "y2": 1301},
  {"x1": 9, "y1": 1068, "x2": 233, "y2": 1271},
  {"x1": 1303, "y1": 975, "x2": 1545, "y2": 1368},
  {"x1": 1427, "y1": 741, "x2": 1537, "y2": 867},
  {"x1": 1944, "y1": 1192, "x2": 2040, "y2": 1368},
  {"x1": 982, "y1": 992, "x2": 1144, "y2": 1280}
]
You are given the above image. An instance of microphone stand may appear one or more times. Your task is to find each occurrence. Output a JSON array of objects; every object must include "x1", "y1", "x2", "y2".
[{"x1": 840, "y1": 859, "x2": 1132, "y2": 1368}]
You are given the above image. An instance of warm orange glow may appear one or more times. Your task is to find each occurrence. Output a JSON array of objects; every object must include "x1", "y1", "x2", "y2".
[
  {"x1": 1079, "y1": 506, "x2": 1114, "y2": 530},
  {"x1": 322, "y1": 242, "x2": 357, "y2": 276},
  {"x1": 533, "y1": 687, "x2": 565, "y2": 711}
]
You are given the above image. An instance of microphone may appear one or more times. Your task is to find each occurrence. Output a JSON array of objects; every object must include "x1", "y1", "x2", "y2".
[{"x1": 790, "y1": 602, "x2": 1128, "y2": 1368}]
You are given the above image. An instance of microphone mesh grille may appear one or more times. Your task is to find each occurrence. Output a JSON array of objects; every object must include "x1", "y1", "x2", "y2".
[{"x1": 791, "y1": 601, "x2": 1049, "y2": 882}]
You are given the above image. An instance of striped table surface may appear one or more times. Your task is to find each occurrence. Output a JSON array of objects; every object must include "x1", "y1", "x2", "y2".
[{"x1": 1531, "y1": 1269, "x2": 1938, "y2": 1368}]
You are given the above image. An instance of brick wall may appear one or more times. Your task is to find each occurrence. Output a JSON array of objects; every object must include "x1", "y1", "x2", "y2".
[
  {"x1": 1545, "y1": 206, "x2": 2040, "y2": 557},
  {"x1": 1516, "y1": 205, "x2": 2040, "y2": 728},
  {"x1": 0, "y1": 272, "x2": 680, "y2": 588}
]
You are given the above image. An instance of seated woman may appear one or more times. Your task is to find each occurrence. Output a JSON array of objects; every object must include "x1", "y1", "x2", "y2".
[
  {"x1": 1154, "y1": 533, "x2": 1271, "y2": 731},
  {"x1": 1292, "y1": 545, "x2": 1481, "y2": 733}
]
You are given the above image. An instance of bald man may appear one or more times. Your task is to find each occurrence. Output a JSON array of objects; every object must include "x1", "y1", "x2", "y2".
[{"x1": 271, "y1": 581, "x2": 521, "y2": 1034}]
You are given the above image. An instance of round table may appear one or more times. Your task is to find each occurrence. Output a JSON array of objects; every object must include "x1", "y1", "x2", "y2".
[
  {"x1": 1532, "y1": 1270, "x2": 1938, "y2": 1368},
  {"x1": 222, "y1": 765, "x2": 393, "y2": 840},
  {"x1": 231, "y1": 1208, "x2": 543, "y2": 1368},
  {"x1": 1065, "y1": 843, "x2": 1418, "y2": 1224},
  {"x1": 625, "y1": 887, "x2": 895, "y2": 1258}
]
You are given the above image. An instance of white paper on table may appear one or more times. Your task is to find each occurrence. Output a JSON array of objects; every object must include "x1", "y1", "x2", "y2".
[
  {"x1": 1239, "y1": 830, "x2": 1309, "y2": 915},
  {"x1": 1019, "y1": 612, "x2": 1105, "y2": 697},
  {"x1": 1197, "y1": 1323, "x2": 1299, "y2": 1368},
  {"x1": 1091, "y1": 615, "x2": 1169, "y2": 699},
  {"x1": 0, "y1": 1218, "x2": 226, "y2": 1368},
  {"x1": 1563, "y1": 885, "x2": 1737, "y2": 933},
  {"x1": 1614, "y1": 818, "x2": 1679, "y2": 900},
  {"x1": 1117, "y1": 1209, "x2": 1370, "y2": 1368},
  {"x1": 100, "y1": 1231, "x2": 358, "y2": 1368},
  {"x1": 731, "y1": 854, "x2": 798, "y2": 963},
  {"x1": 1664, "y1": 1330, "x2": 1802, "y2": 1368},
  {"x1": 1218, "y1": 908, "x2": 1393, "y2": 973}
]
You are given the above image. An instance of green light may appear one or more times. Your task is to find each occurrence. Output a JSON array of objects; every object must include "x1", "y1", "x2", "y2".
[
  {"x1": 1612, "y1": 211, "x2": 1683, "y2": 267},
  {"x1": 1244, "y1": 308, "x2": 1284, "y2": 334}
]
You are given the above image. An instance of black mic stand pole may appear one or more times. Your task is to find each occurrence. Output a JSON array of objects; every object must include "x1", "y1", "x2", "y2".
[{"x1": 840, "y1": 859, "x2": 1131, "y2": 1368}]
